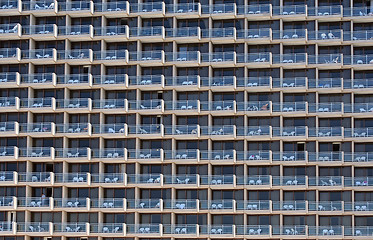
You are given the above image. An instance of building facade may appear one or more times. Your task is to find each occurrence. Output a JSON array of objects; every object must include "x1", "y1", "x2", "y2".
[{"x1": 0, "y1": 0, "x2": 372, "y2": 239}]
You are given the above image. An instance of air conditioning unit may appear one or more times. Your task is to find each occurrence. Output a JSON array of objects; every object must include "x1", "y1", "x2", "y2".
[
  {"x1": 81, "y1": 237, "x2": 88, "y2": 240},
  {"x1": 44, "y1": 237, "x2": 52, "y2": 240}
]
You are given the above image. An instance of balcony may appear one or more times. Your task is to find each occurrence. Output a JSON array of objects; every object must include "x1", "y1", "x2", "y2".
[
  {"x1": 237, "y1": 150, "x2": 265, "y2": 161},
  {"x1": 272, "y1": 77, "x2": 307, "y2": 88},
  {"x1": 236, "y1": 28, "x2": 271, "y2": 43},
  {"x1": 0, "y1": 24, "x2": 19, "y2": 39},
  {"x1": 92, "y1": 198, "x2": 124, "y2": 209},
  {"x1": 164, "y1": 149, "x2": 199, "y2": 161},
  {"x1": 201, "y1": 28, "x2": 235, "y2": 42},
  {"x1": 165, "y1": 76, "x2": 199, "y2": 87},
  {"x1": 129, "y1": 27, "x2": 164, "y2": 40},
  {"x1": 92, "y1": 99, "x2": 126, "y2": 112},
  {"x1": 21, "y1": 73, "x2": 53, "y2": 85},
  {"x1": 201, "y1": 52, "x2": 236, "y2": 66},
  {"x1": 274, "y1": 151, "x2": 307, "y2": 162},
  {"x1": 56, "y1": 98, "x2": 90, "y2": 110},
  {"x1": 201, "y1": 101, "x2": 235, "y2": 112},
  {"x1": 165, "y1": 27, "x2": 200, "y2": 42},
  {"x1": 127, "y1": 174, "x2": 161, "y2": 185},
  {"x1": 272, "y1": 226, "x2": 306, "y2": 236},
  {"x1": 308, "y1": 152, "x2": 343, "y2": 162},
  {"x1": 237, "y1": 126, "x2": 271, "y2": 138},
  {"x1": 93, "y1": 74, "x2": 127, "y2": 86},
  {"x1": 200, "y1": 225, "x2": 234, "y2": 235},
  {"x1": 57, "y1": 49, "x2": 92, "y2": 64},
  {"x1": 164, "y1": 100, "x2": 199, "y2": 112},
  {"x1": 200, "y1": 175, "x2": 234, "y2": 185},
  {"x1": 18, "y1": 172, "x2": 51, "y2": 183},
  {"x1": 164, "y1": 199, "x2": 197, "y2": 210},
  {"x1": 202, "y1": 3, "x2": 236, "y2": 18},
  {"x1": 55, "y1": 173, "x2": 89, "y2": 184},
  {"x1": 309, "y1": 176, "x2": 343, "y2": 187},
  {"x1": 309, "y1": 127, "x2": 343, "y2": 138},
  {"x1": 238, "y1": 4, "x2": 271, "y2": 18},
  {"x1": 55, "y1": 123, "x2": 90, "y2": 135},
  {"x1": 309, "y1": 30, "x2": 342, "y2": 43},
  {"x1": 164, "y1": 125, "x2": 199, "y2": 137},
  {"x1": 58, "y1": 1, "x2": 92, "y2": 15},
  {"x1": 93, "y1": 50, "x2": 127, "y2": 64},
  {"x1": 91, "y1": 173, "x2": 125, "y2": 184},
  {"x1": 0, "y1": 0, "x2": 18, "y2": 14},
  {"x1": 347, "y1": 54, "x2": 373, "y2": 67},
  {"x1": 17, "y1": 197, "x2": 50, "y2": 208},
  {"x1": 130, "y1": 2, "x2": 165, "y2": 17},
  {"x1": 345, "y1": 127, "x2": 373, "y2": 138},
  {"x1": 237, "y1": 77, "x2": 271, "y2": 88},
  {"x1": 273, "y1": 176, "x2": 306, "y2": 186},
  {"x1": 18, "y1": 147, "x2": 51, "y2": 158},
  {"x1": 309, "y1": 201, "x2": 343, "y2": 211},
  {"x1": 129, "y1": 51, "x2": 164, "y2": 66},
  {"x1": 90, "y1": 223, "x2": 123, "y2": 234},
  {"x1": 200, "y1": 150, "x2": 235, "y2": 161},
  {"x1": 17, "y1": 222, "x2": 49, "y2": 233},
  {"x1": 345, "y1": 177, "x2": 373, "y2": 187},
  {"x1": 345, "y1": 201, "x2": 373, "y2": 211},
  {"x1": 272, "y1": 29, "x2": 307, "y2": 43},
  {"x1": 237, "y1": 53, "x2": 271, "y2": 66},
  {"x1": 272, "y1": 102, "x2": 306, "y2": 113},
  {"x1": 0, "y1": 122, "x2": 16, "y2": 133},
  {"x1": 163, "y1": 224, "x2": 197, "y2": 235},
  {"x1": 308, "y1": 54, "x2": 342, "y2": 66},
  {"x1": 272, "y1": 201, "x2": 306, "y2": 211},
  {"x1": 344, "y1": 6, "x2": 373, "y2": 19},
  {"x1": 55, "y1": 148, "x2": 89, "y2": 159},
  {"x1": 167, "y1": 3, "x2": 200, "y2": 16},
  {"x1": 22, "y1": 24, "x2": 56, "y2": 39},
  {"x1": 58, "y1": 25, "x2": 92, "y2": 39},
  {"x1": 92, "y1": 148, "x2": 126, "y2": 159},
  {"x1": 200, "y1": 125, "x2": 235, "y2": 138},
  {"x1": 97, "y1": 26, "x2": 128, "y2": 40},
  {"x1": 56, "y1": 74, "x2": 89, "y2": 85},
  {"x1": 165, "y1": 51, "x2": 200, "y2": 66},
  {"x1": 54, "y1": 223, "x2": 86, "y2": 233},
  {"x1": 349, "y1": 30, "x2": 373, "y2": 42},
  {"x1": 164, "y1": 175, "x2": 198, "y2": 185},
  {"x1": 345, "y1": 227, "x2": 373, "y2": 237},
  {"x1": 0, "y1": 147, "x2": 15, "y2": 159},
  {"x1": 308, "y1": 78, "x2": 342, "y2": 89},
  {"x1": 273, "y1": 5, "x2": 307, "y2": 17},
  {"x1": 308, "y1": 102, "x2": 343, "y2": 114},
  {"x1": 308, "y1": 5, "x2": 343, "y2": 18},
  {"x1": 0, "y1": 48, "x2": 19, "y2": 63},
  {"x1": 200, "y1": 76, "x2": 235, "y2": 88},
  {"x1": 95, "y1": 1, "x2": 128, "y2": 16},
  {"x1": 20, "y1": 98, "x2": 53, "y2": 110},
  {"x1": 128, "y1": 124, "x2": 163, "y2": 137},
  {"x1": 272, "y1": 53, "x2": 306, "y2": 66},
  {"x1": 128, "y1": 100, "x2": 162, "y2": 112},
  {"x1": 236, "y1": 101, "x2": 270, "y2": 113},
  {"x1": 22, "y1": 49, "x2": 55, "y2": 63},
  {"x1": 22, "y1": 0, "x2": 55, "y2": 12},
  {"x1": 237, "y1": 175, "x2": 271, "y2": 186},
  {"x1": 128, "y1": 75, "x2": 163, "y2": 87}
]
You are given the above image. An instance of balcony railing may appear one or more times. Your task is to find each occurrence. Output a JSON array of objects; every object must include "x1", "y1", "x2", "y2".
[{"x1": 5, "y1": 222, "x2": 373, "y2": 236}]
